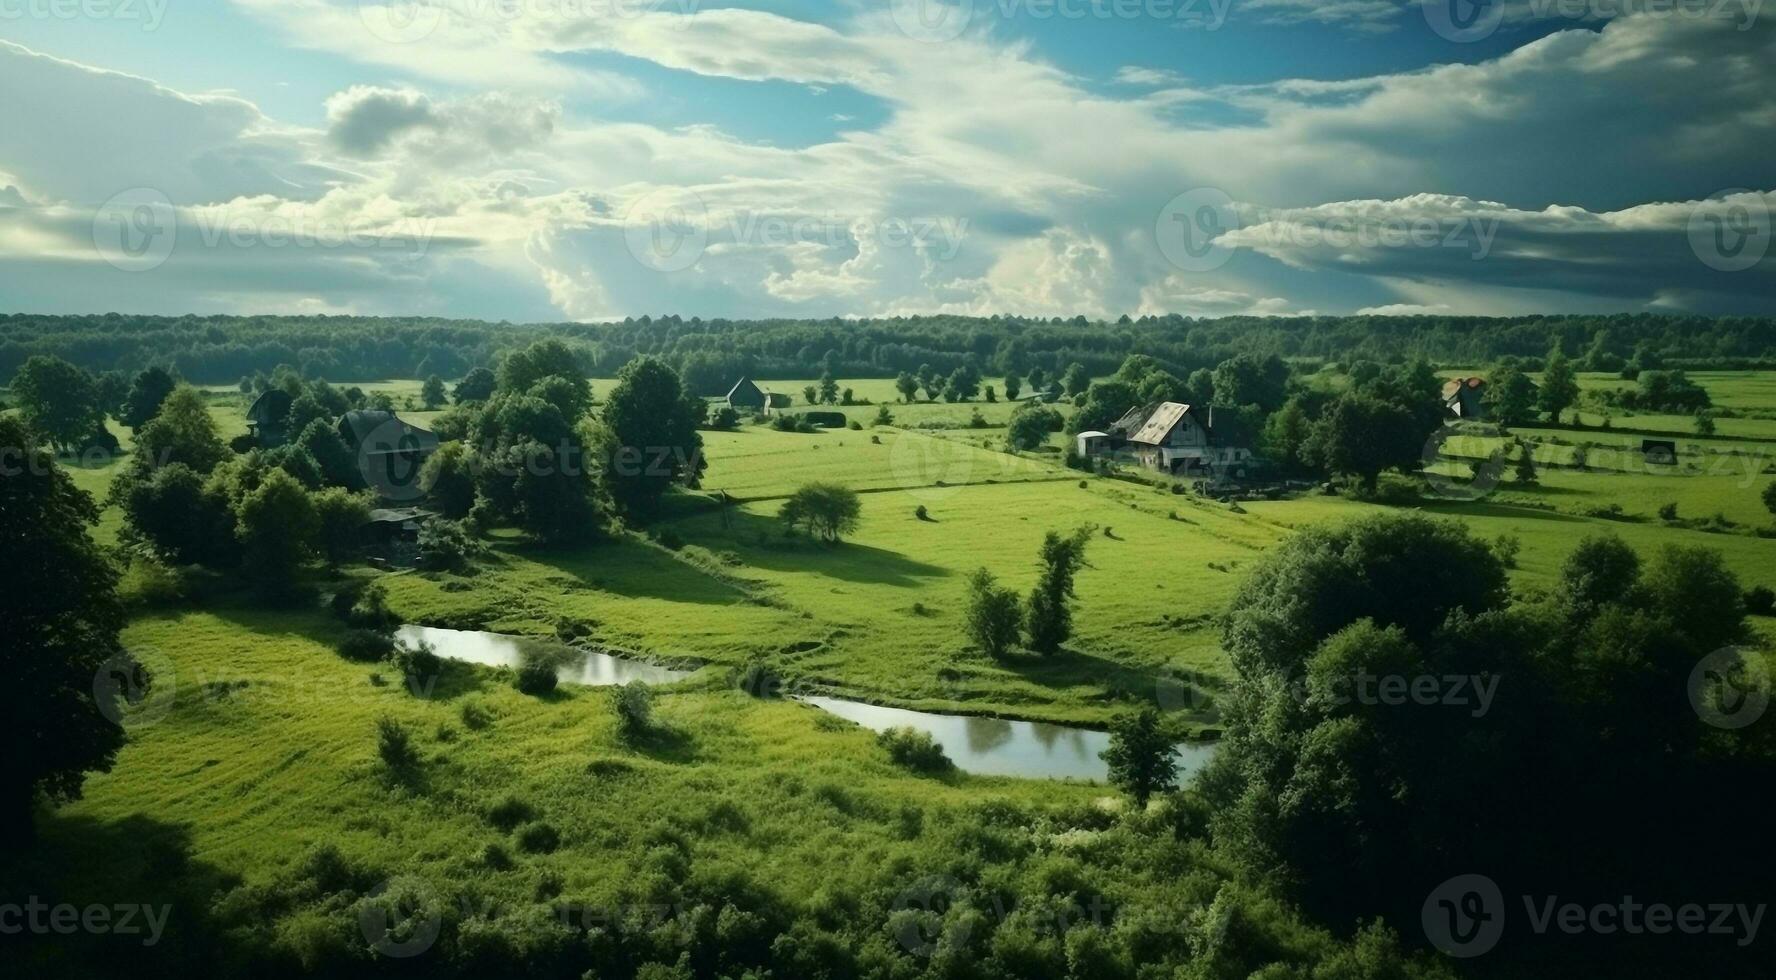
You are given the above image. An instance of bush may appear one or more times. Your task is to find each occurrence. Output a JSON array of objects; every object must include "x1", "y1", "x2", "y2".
[
  {"x1": 515, "y1": 655, "x2": 558, "y2": 696},
  {"x1": 613, "y1": 681, "x2": 654, "y2": 743},
  {"x1": 1745, "y1": 585, "x2": 1775, "y2": 616},
  {"x1": 877, "y1": 727, "x2": 952, "y2": 773},
  {"x1": 516, "y1": 821, "x2": 560, "y2": 854},
  {"x1": 1658, "y1": 501, "x2": 1679, "y2": 521},
  {"x1": 338, "y1": 628, "x2": 395, "y2": 662},
  {"x1": 1492, "y1": 533, "x2": 1522, "y2": 569},
  {"x1": 419, "y1": 518, "x2": 487, "y2": 572},
  {"x1": 847, "y1": 419, "x2": 862, "y2": 430},
  {"x1": 118, "y1": 556, "x2": 186, "y2": 608},
  {"x1": 480, "y1": 842, "x2": 514, "y2": 870},
  {"x1": 915, "y1": 504, "x2": 930, "y2": 521},
  {"x1": 487, "y1": 794, "x2": 536, "y2": 831},
  {"x1": 735, "y1": 660, "x2": 785, "y2": 698},
  {"x1": 710, "y1": 406, "x2": 740, "y2": 429},
  {"x1": 654, "y1": 528, "x2": 684, "y2": 551},
  {"x1": 376, "y1": 716, "x2": 419, "y2": 771},
  {"x1": 459, "y1": 698, "x2": 493, "y2": 729},
  {"x1": 391, "y1": 638, "x2": 442, "y2": 688}
]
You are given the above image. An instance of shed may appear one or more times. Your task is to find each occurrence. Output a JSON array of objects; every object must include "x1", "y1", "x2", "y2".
[
  {"x1": 337, "y1": 409, "x2": 440, "y2": 500},
  {"x1": 1076, "y1": 430, "x2": 1111, "y2": 457},
  {"x1": 726, "y1": 378, "x2": 767, "y2": 411},
  {"x1": 245, "y1": 389, "x2": 295, "y2": 447}
]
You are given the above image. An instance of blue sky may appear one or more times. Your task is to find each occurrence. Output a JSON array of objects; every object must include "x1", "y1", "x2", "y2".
[{"x1": 1, "y1": 0, "x2": 1771, "y2": 320}]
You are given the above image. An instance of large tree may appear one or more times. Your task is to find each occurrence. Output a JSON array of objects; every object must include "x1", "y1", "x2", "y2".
[
  {"x1": 121, "y1": 366, "x2": 179, "y2": 431},
  {"x1": 498, "y1": 339, "x2": 592, "y2": 419},
  {"x1": 235, "y1": 468, "x2": 319, "y2": 589},
  {"x1": 964, "y1": 568, "x2": 1022, "y2": 659},
  {"x1": 1101, "y1": 706, "x2": 1177, "y2": 808},
  {"x1": 1483, "y1": 363, "x2": 1538, "y2": 427},
  {"x1": 778, "y1": 482, "x2": 861, "y2": 543},
  {"x1": 0, "y1": 417, "x2": 129, "y2": 840},
  {"x1": 597, "y1": 356, "x2": 706, "y2": 517},
  {"x1": 1212, "y1": 353, "x2": 1290, "y2": 414},
  {"x1": 11, "y1": 355, "x2": 103, "y2": 452},
  {"x1": 1302, "y1": 391, "x2": 1418, "y2": 492},
  {"x1": 1025, "y1": 527, "x2": 1091, "y2": 654},
  {"x1": 453, "y1": 366, "x2": 497, "y2": 405},
  {"x1": 1537, "y1": 348, "x2": 1580, "y2": 424},
  {"x1": 133, "y1": 385, "x2": 228, "y2": 474}
]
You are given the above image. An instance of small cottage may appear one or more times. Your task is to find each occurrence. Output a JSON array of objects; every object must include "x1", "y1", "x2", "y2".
[
  {"x1": 1442, "y1": 377, "x2": 1488, "y2": 419},
  {"x1": 726, "y1": 378, "x2": 767, "y2": 412},
  {"x1": 245, "y1": 389, "x2": 295, "y2": 447},
  {"x1": 1093, "y1": 402, "x2": 1254, "y2": 476},
  {"x1": 337, "y1": 409, "x2": 440, "y2": 500}
]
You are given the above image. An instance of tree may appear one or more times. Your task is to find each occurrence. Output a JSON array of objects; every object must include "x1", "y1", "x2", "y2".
[
  {"x1": 895, "y1": 371, "x2": 919, "y2": 403},
  {"x1": 133, "y1": 386, "x2": 227, "y2": 474},
  {"x1": 118, "y1": 462, "x2": 232, "y2": 565},
  {"x1": 121, "y1": 366, "x2": 178, "y2": 431},
  {"x1": 1483, "y1": 364, "x2": 1538, "y2": 427},
  {"x1": 235, "y1": 468, "x2": 319, "y2": 589},
  {"x1": 1212, "y1": 353, "x2": 1290, "y2": 414},
  {"x1": 10, "y1": 355, "x2": 102, "y2": 452},
  {"x1": 803, "y1": 385, "x2": 819, "y2": 405},
  {"x1": 0, "y1": 417, "x2": 128, "y2": 840},
  {"x1": 453, "y1": 367, "x2": 497, "y2": 404},
  {"x1": 964, "y1": 568, "x2": 1022, "y2": 659},
  {"x1": 872, "y1": 404, "x2": 894, "y2": 426},
  {"x1": 1763, "y1": 480, "x2": 1776, "y2": 522},
  {"x1": 1301, "y1": 392, "x2": 1417, "y2": 493},
  {"x1": 818, "y1": 371, "x2": 840, "y2": 405},
  {"x1": 1027, "y1": 366, "x2": 1048, "y2": 392},
  {"x1": 295, "y1": 417, "x2": 357, "y2": 489},
  {"x1": 1514, "y1": 440, "x2": 1538, "y2": 485},
  {"x1": 921, "y1": 376, "x2": 943, "y2": 402},
  {"x1": 1003, "y1": 373, "x2": 1022, "y2": 401},
  {"x1": 1025, "y1": 527, "x2": 1091, "y2": 654},
  {"x1": 710, "y1": 405, "x2": 740, "y2": 429},
  {"x1": 1560, "y1": 533, "x2": 1641, "y2": 614},
  {"x1": 421, "y1": 374, "x2": 448, "y2": 409},
  {"x1": 778, "y1": 482, "x2": 861, "y2": 543},
  {"x1": 1062, "y1": 363, "x2": 1092, "y2": 397},
  {"x1": 1069, "y1": 381, "x2": 1138, "y2": 434},
  {"x1": 312, "y1": 487, "x2": 372, "y2": 567},
  {"x1": 1101, "y1": 706, "x2": 1177, "y2": 808},
  {"x1": 598, "y1": 356, "x2": 706, "y2": 517},
  {"x1": 1694, "y1": 410, "x2": 1716, "y2": 437},
  {"x1": 1537, "y1": 348, "x2": 1580, "y2": 424},
  {"x1": 1006, "y1": 404, "x2": 1063, "y2": 450},
  {"x1": 1260, "y1": 398, "x2": 1312, "y2": 472},
  {"x1": 498, "y1": 340, "x2": 591, "y2": 419}
]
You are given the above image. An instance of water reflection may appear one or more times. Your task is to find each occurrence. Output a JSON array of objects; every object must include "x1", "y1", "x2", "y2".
[
  {"x1": 801, "y1": 696, "x2": 1216, "y2": 782},
  {"x1": 397, "y1": 625, "x2": 694, "y2": 687}
]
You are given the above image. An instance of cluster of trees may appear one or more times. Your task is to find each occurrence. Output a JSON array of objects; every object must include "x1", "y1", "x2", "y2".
[
  {"x1": 1201, "y1": 512, "x2": 1773, "y2": 973},
  {"x1": 10, "y1": 312, "x2": 1772, "y2": 395},
  {"x1": 964, "y1": 527, "x2": 1093, "y2": 659}
]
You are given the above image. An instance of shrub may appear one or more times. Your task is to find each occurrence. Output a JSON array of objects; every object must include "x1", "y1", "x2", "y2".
[
  {"x1": 965, "y1": 568, "x2": 1022, "y2": 659},
  {"x1": 735, "y1": 660, "x2": 785, "y2": 698},
  {"x1": 516, "y1": 821, "x2": 560, "y2": 854},
  {"x1": 877, "y1": 727, "x2": 952, "y2": 773},
  {"x1": 1658, "y1": 501, "x2": 1679, "y2": 521},
  {"x1": 515, "y1": 655, "x2": 558, "y2": 696},
  {"x1": 1745, "y1": 585, "x2": 1775, "y2": 617},
  {"x1": 487, "y1": 794, "x2": 536, "y2": 831},
  {"x1": 338, "y1": 628, "x2": 395, "y2": 662},
  {"x1": 419, "y1": 518, "x2": 488, "y2": 572},
  {"x1": 459, "y1": 699, "x2": 493, "y2": 730},
  {"x1": 710, "y1": 406, "x2": 740, "y2": 429},
  {"x1": 613, "y1": 681, "x2": 654, "y2": 743},
  {"x1": 480, "y1": 842, "x2": 514, "y2": 870},
  {"x1": 1492, "y1": 533, "x2": 1522, "y2": 569},
  {"x1": 118, "y1": 556, "x2": 186, "y2": 608},
  {"x1": 654, "y1": 528, "x2": 684, "y2": 551},
  {"x1": 392, "y1": 637, "x2": 441, "y2": 678},
  {"x1": 376, "y1": 716, "x2": 419, "y2": 771},
  {"x1": 915, "y1": 504, "x2": 930, "y2": 521},
  {"x1": 872, "y1": 405, "x2": 894, "y2": 426}
]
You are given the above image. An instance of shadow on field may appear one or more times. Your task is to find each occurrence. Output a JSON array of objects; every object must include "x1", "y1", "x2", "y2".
[
  {"x1": 525, "y1": 539, "x2": 750, "y2": 605},
  {"x1": 998, "y1": 647, "x2": 1219, "y2": 710},
  {"x1": 2, "y1": 813, "x2": 230, "y2": 979},
  {"x1": 1415, "y1": 501, "x2": 1593, "y2": 524},
  {"x1": 685, "y1": 509, "x2": 950, "y2": 588}
]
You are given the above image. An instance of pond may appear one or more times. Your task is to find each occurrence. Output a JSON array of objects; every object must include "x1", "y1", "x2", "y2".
[
  {"x1": 397, "y1": 625, "x2": 696, "y2": 687},
  {"x1": 800, "y1": 696, "x2": 1218, "y2": 783},
  {"x1": 404, "y1": 625, "x2": 1219, "y2": 782}
]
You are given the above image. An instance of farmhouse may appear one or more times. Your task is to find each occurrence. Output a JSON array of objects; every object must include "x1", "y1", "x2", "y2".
[
  {"x1": 1442, "y1": 377, "x2": 1487, "y2": 419},
  {"x1": 1089, "y1": 401, "x2": 1255, "y2": 475},
  {"x1": 725, "y1": 378, "x2": 767, "y2": 412},
  {"x1": 245, "y1": 388, "x2": 295, "y2": 447},
  {"x1": 359, "y1": 506, "x2": 435, "y2": 567},
  {"x1": 337, "y1": 409, "x2": 440, "y2": 499}
]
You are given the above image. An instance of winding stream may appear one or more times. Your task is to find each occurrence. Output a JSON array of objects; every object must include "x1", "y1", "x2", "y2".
[{"x1": 403, "y1": 625, "x2": 1218, "y2": 782}]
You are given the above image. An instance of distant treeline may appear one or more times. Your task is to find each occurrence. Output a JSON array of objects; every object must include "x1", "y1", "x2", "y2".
[{"x1": 3, "y1": 312, "x2": 1773, "y2": 396}]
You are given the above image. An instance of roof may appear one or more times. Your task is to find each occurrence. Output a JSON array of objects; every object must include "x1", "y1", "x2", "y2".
[
  {"x1": 364, "y1": 507, "x2": 435, "y2": 525},
  {"x1": 1128, "y1": 402, "x2": 1191, "y2": 446},
  {"x1": 1076, "y1": 430, "x2": 1110, "y2": 439},
  {"x1": 726, "y1": 377, "x2": 766, "y2": 402},
  {"x1": 246, "y1": 388, "x2": 293, "y2": 426},
  {"x1": 338, "y1": 410, "x2": 439, "y2": 455},
  {"x1": 1442, "y1": 377, "x2": 1487, "y2": 399}
]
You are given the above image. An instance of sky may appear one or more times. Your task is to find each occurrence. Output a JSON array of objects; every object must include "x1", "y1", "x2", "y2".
[{"x1": 0, "y1": 0, "x2": 1772, "y2": 321}]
